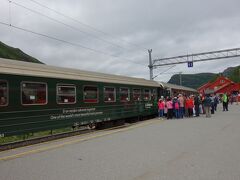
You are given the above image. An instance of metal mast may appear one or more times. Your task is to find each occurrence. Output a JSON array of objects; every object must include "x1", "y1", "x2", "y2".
[{"x1": 148, "y1": 49, "x2": 153, "y2": 80}]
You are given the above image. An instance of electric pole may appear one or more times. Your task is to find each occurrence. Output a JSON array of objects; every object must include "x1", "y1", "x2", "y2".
[
  {"x1": 179, "y1": 72, "x2": 182, "y2": 86},
  {"x1": 148, "y1": 49, "x2": 153, "y2": 80}
]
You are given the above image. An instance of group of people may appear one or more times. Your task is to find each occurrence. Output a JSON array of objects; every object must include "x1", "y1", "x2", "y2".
[{"x1": 157, "y1": 93, "x2": 230, "y2": 119}]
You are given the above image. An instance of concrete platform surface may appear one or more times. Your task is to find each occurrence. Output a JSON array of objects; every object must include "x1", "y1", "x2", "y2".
[{"x1": 0, "y1": 104, "x2": 240, "y2": 180}]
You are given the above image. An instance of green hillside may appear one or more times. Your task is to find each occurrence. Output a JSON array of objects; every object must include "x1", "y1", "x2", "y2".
[
  {"x1": 168, "y1": 65, "x2": 240, "y2": 89},
  {"x1": 168, "y1": 73, "x2": 216, "y2": 89},
  {"x1": 228, "y1": 66, "x2": 240, "y2": 83},
  {"x1": 0, "y1": 41, "x2": 43, "y2": 64}
]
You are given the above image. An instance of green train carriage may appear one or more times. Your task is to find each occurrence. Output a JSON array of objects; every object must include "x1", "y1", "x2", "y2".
[{"x1": 0, "y1": 58, "x2": 159, "y2": 137}]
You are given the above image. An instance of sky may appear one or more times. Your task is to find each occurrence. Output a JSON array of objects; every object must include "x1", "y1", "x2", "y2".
[{"x1": 0, "y1": 0, "x2": 240, "y2": 82}]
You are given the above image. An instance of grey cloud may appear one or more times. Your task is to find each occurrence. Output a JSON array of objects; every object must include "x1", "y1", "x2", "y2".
[{"x1": 0, "y1": 0, "x2": 240, "y2": 82}]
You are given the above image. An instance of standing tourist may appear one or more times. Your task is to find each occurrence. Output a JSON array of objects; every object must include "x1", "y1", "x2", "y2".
[
  {"x1": 178, "y1": 94, "x2": 184, "y2": 118},
  {"x1": 166, "y1": 97, "x2": 173, "y2": 119},
  {"x1": 237, "y1": 93, "x2": 240, "y2": 105},
  {"x1": 173, "y1": 97, "x2": 180, "y2": 119},
  {"x1": 184, "y1": 95, "x2": 189, "y2": 117},
  {"x1": 213, "y1": 94, "x2": 219, "y2": 111},
  {"x1": 194, "y1": 94, "x2": 200, "y2": 117},
  {"x1": 222, "y1": 93, "x2": 228, "y2": 111},
  {"x1": 203, "y1": 94, "x2": 212, "y2": 118},
  {"x1": 164, "y1": 98, "x2": 168, "y2": 117},
  {"x1": 210, "y1": 94, "x2": 215, "y2": 114},
  {"x1": 186, "y1": 96, "x2": 194, "y2": 117},
  {"x1": 158, "y1": 99, "x2": 165, "y2": 119}
]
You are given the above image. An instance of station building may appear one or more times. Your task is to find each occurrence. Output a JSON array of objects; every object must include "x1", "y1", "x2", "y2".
[{"x1": 198, "y1": 76, "x2": 240, "y2": 97}]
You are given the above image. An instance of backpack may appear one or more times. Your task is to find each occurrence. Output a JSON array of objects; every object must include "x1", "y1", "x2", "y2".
[{"x1": 174, "y1": 102, "x2": 179, "y2": 109}]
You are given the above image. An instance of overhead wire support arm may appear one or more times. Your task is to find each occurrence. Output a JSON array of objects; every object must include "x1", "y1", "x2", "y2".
[{"x1": 152, "y1": 48, "x2": 240, "y2": 67}]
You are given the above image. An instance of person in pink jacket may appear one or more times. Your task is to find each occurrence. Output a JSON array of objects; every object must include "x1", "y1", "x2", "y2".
[
  {"x1": 158, "y1": 99, "x2": 165, "y2": 119},
  {"x1": 166, "y1": 97, "x2": 173, "y2": 119},
  {"x1": 178, "y1": 94, "x2": 184, "y2": 118}
]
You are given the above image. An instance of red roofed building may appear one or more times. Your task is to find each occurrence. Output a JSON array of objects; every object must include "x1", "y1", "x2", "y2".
[
  {"x1": 198, "y1": 82, "x2": 212, "y2": 95},
  {"x1": 197, "y1": 76, "x2": 240, "y2": 96},
  {"x1": 215, "y1": 83, "x2": 240, "y2": 94}
]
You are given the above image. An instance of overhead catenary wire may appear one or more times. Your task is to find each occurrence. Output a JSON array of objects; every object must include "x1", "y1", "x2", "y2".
[
  {"x1": 152, "y1": 65, "x2": 176, "y2": 79},
  {"x1": 25, "y1": 0, "x2": 148, "y2": 51},
  {"x1": 9, "y1": 0, "x2": 132, "y2": 51},
  {"x1": 4, "y1": 0, "x2": 148, "y2": 66},
  {"x1": 0, "y1": 21, "x2": 146, "y2": 67}
]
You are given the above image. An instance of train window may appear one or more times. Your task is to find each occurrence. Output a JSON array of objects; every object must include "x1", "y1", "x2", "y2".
[
  {"x1": 0, "y1": 81, "x2": 8, "y2": 106},
  {"x1": 83, "y1": 86, "x2": 98, "y2": 103},
  {"x1": 21, "y1": 82, "x2": 47, "y2": 105},
  {"x1": 144, "y1": 89, "x2": 151, "y2": 101},
  {"x1": 152, "y1": 89, "x2": 157, "y2": 100},
  {"x1": 133, "y1": 89, "x2": 141, "y2": 101},
  {"x1": 104, "y1": 87, "x2": 116, "y2": 102},
  {"x1": 57, "y1": 85, "x2": 76, "y2": 104},
  {"x1": 120, "y1": 87, "x2": 130, "y2": 102}
]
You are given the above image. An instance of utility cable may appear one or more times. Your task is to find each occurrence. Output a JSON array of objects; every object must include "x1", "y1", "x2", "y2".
[
  {"x1": 0, "y1": 21, "x2": 146, "y2": 66},
  {"x1": 10, "y1": 0, "x2": 132, "y2": 51},
  {"x1": 25, "y1": 0, "x2": 148, "y2": 51},
  {"x1": 152, "y1": 65, "x2": 176, "y2": 79}
]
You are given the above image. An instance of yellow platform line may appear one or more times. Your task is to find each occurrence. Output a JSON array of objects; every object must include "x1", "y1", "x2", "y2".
[{"x1": 0, "y1": 119, "x2": 164, "y2": 161}]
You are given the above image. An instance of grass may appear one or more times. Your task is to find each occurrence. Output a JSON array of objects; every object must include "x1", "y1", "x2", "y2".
[
  {"x1": 0, "y1": 41, "x2": 43, "y2": 64},
  {"x1": 0, "y1": 127, "x2": 73, "y2": 145}
]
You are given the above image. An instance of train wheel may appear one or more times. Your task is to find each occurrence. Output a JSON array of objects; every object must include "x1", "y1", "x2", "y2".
[{"x1": 88, "y1": 123, "x2": 96, "y2": 130}]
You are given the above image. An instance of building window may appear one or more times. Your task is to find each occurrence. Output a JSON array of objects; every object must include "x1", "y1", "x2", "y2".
[
  {"x1": 83, "y1": 86, "x2": 98, "y2": 103},
  {"x1": 144, "y1": 89, "x2": 150, "y2": 101},
  {"x1": 104, "y1": 87, "x2": 116, "y2": 102},
  {"x1": 220, "y1": 80, "x2": 225, "y2": 83},
  {"x1": 0, "y1": 81, "x2": 8, "y2": 106},
  {"x1": 120, "y1": 87, "x2": 130, "y2": 102},
  {"x1": 22, "y1": 82, "x2": 47, "y2": 105},
  {"x1": 57, "y1": 84, "x2": 76, "y2": 104},
  {"x1": 133, "y1": 88, "x2": 141, "y2": 101}
]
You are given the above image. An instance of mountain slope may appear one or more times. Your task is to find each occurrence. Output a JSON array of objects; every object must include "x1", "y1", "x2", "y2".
[
  {"x1": 228, "y1": 66, "x2": 240, "y2": 83},
  {"x1": 168, "y1": 73, "x2": 217, "y2": 89},
  {"x1": 168, "y1": 65, "x2": 240, "y2": 89},
  {"x1": 0, "y1": 41, "x2": 43, "y2": 64}
]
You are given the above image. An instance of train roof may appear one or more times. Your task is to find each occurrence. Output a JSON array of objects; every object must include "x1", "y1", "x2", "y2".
[
  {"x1": 0, "y1": 58, "x2": 159, "y2": 87},
  {"x1": 158, "y1": 82, "x2": 197, "y2": 92}
]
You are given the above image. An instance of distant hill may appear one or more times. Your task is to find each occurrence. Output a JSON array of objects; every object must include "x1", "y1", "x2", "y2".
[
  {"x1": 168, "y1": 73, "x2": 216, "y2": 89},
  {"x1": 228, "y1": 65, "x2": 240, "y2": 83},
  {"x1": 0, "y1": 41, "x2": 43, "y2": 64},
  {"x1": 168, "y1": 65, "x2": 240, "y2": 89}
]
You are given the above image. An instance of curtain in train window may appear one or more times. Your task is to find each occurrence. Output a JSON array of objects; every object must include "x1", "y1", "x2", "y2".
[
  {"x1": 83, "y1": 86, "x2": 98, "y2": 103},
  {"x1": 144, "y1": 89, "x2": 151, "y2": 101},
  {"x1": 0, "y1": 81, "x2": 8, "y2": 106},
  {"x1": 22, "y1": 82, "x2": 47, "y2": 105},
  {"x1": 133, "y1": 89, "x2": 141, "y2": 101},
  {"x1": 57, "y1": 85, "x2": 76, "y2": 104},
  {"x1": 152, "y1": 88, "x2": 157, "y2": 100},
  {"x1": 120, "y1": 87, "x2": 130, "y2": 102},
  {"x1": 104, "y1": 87, "x2": 116, "y2": 102}
]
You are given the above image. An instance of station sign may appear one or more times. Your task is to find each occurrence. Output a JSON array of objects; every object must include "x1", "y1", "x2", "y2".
[{"x1": 187, "y1": 61, "x2": 193, "y2": 67}]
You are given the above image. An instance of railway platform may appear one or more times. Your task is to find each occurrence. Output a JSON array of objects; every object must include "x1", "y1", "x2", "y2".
[{"x1": 0, "y1": 104, "x2": 240, "y2": 180}]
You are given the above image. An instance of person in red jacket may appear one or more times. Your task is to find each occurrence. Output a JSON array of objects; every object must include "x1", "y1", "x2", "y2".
[{"x1": 186, "y1": 96, "x2": 194, "y2": 117}]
